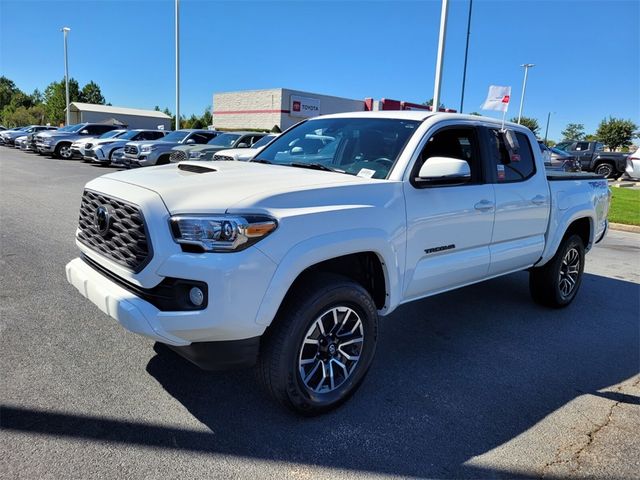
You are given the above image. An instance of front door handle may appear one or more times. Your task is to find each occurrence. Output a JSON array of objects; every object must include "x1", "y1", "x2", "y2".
[
  {"x1": 474, "y1": 200, "x2": 495, "y2": 211},
  {"x1": 531, "y1": 195, "x2": 546, "y2": 205}
]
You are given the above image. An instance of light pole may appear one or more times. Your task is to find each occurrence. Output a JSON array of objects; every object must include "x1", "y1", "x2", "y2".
[
  {"x1": 432, "y1": 0, "x2": 449, "y2": 113},
  {"x1": 517, "y1": 63, "x2": 534, "y2": 124},
  {"x1": 544, "y1": 111, "x2": 554, "y2": 144},
  {"x1": 175, "y1": 0, "x2": 180, "y2": 130},
  {"x1": 61, "y1": 27, "x2": 71, "y2": 126},
  {"x1": 459, "y1": 0, "x2": 473, "y2": 113}
]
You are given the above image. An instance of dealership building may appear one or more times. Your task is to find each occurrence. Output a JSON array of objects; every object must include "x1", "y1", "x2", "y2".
[
  {"x1": 67, "y1": 102, "x2": 172, "y2": 130},
  {"x1": 212, "y1": 88, "x2": 455, "y2": 131}
]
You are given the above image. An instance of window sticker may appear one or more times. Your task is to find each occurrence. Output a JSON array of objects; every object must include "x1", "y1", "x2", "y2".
[
  {"x1": 357, "y1": 168, "x2": 376, "y2": 178},
  {"x1": 497, "y1": 164, "x2": 506, "y2": 181}
]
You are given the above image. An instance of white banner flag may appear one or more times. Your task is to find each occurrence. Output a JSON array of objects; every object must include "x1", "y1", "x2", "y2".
[{"x1": 481, "y1": 85, "x2": 511, "y2": 112}]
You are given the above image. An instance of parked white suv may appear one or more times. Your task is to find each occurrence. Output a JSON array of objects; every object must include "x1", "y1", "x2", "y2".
[{"x1": 66, "y1": 111, "x2": 610, "y2": 414}]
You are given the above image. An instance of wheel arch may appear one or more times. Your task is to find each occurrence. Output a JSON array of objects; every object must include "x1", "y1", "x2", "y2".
[
  {"x1": 538, "y1": 214, "x2": 594, "y2": 267},
  {"x1": 254, "y1": 231, "x2": 402, "y2": 327}
]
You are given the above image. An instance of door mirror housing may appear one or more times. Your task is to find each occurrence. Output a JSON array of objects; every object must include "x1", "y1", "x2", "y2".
[
  {"x1": 237, "y1": 142, "x2": 248, "y2": 148},
  {"x1": 185, "y1": 138, "x2": 195, "y2": 144},
  {"x1": 416, "y1": 157, "x2": 471, "y2": 185},
  {"x1": 80, "y1": 130, "x2": 89, "y2": 135}
]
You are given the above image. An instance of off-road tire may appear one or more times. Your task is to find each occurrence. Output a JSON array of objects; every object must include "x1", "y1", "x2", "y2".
[
  {"x1": 258, "y1": 273, "x2": 378, "y2": 415},
  {"x1": 530, "y1": 234, "x2": 585, "y2": 308}
]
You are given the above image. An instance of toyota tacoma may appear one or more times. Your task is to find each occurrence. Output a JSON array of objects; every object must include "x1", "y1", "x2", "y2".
[{"x1": 66, "y1": 112, "x2": 610, "y2": 415}]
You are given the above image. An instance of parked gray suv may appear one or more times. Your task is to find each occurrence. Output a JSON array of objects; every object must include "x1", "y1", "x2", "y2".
[
  {"x1": 35, "y1": 123, "x2": 122, "y2": 159},
  {"x1": 123, "y1": 129, "x2": 219, "y2": 167}
]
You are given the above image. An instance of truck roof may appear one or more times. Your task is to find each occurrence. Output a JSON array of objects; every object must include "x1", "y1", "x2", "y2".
[{"x1": 315, "y1": 111, "x2": 527, "y2": 131}]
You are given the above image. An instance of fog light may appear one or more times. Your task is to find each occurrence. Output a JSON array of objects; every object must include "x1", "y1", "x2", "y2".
[{"x1": 189, "y1": 287, "x2": 204, "y2": 307}]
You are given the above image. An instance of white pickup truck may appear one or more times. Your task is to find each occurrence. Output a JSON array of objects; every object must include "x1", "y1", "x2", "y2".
[{"x1": 66, "y1": 111, "x2": 610, "y2": 414}]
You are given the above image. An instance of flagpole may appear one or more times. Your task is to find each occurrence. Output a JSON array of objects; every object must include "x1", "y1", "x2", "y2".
[{"x1": 501, "y1": 109, "x2": 507, "y2": 131}]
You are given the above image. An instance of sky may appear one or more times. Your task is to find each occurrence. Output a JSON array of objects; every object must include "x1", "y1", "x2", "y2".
[{"x1": 1, "y1": 0, "x2": 638, "y2": 141}]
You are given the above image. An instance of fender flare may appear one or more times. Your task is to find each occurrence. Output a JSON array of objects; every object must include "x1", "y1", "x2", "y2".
[
  {"x1": 538, "y1": 207, "x2": 595, "y2": 266},
  {"x1": 254, "y1": 228, "x2": 403, "y2": 326}
]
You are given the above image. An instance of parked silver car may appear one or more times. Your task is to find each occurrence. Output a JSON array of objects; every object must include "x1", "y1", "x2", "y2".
[
  {"x1": 35, "y1": 123, "x2": 123, "y2": 159},
  {"x1": 85, "y1": 129, "x2": 168, "y2": 164}
]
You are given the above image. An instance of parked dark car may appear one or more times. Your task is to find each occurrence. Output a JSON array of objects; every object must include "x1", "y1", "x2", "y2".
[
  {"x1": 539, "y1": 142, "x2": 581, "y2": 172},
  {"x1": 555, "y1": 141, "x2": 627, "y2": 178}
]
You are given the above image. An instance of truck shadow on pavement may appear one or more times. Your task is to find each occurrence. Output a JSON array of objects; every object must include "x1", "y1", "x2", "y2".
[{"x1": 3, "y1": 272, "x2": 639, "y2": 478}]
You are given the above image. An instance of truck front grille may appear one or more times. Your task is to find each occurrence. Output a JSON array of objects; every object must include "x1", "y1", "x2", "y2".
[
  {"x1": 170, "y1": 150, "x2": 187, "y2": 163},
  {"x1": 124, "y1": 145, "x2": 138, "y2": 155},
  {"x1": 77, "y1": 190, "x2": 151, "y2": 272}
]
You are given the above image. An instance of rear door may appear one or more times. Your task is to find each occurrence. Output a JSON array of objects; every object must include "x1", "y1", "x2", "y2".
[
  {"x1": 403, "y1": 124, "x2": 495, "y2": 300},
  {"x1": 482, "y1": 128, "x2": 549, "y2": 275}
]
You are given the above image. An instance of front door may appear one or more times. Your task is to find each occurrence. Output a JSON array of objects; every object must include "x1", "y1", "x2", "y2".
[{"x1": 403, "y1": 126, "x2": 495, "y2": 301}]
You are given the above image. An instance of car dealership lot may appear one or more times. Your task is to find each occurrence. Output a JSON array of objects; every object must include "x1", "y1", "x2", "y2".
[{"x1": 1, "y1": 149, "x2": 638, "y2": 479}]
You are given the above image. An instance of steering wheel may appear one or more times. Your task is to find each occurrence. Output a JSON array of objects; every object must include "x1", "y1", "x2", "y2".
[{"x1": 371, "y1": 157, "x2": 393, "y2": 168}]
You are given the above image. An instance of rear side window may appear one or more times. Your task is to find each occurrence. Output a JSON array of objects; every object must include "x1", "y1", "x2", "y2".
[
  {"x1": 488, "y1": 129, "x2": 536, "y2": 182},
  {"x1": 575, "y1": 142, "x2": 590, "y2": 151}
]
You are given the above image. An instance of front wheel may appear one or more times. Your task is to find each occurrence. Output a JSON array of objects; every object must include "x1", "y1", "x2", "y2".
[
  {"x1": 54, "y1": 142, "x2": 73, "y2": 160},
  {"x1": 258, "y1": 273, "x2": 378, "y2": 415},
  {"x1": 529, "y1": 234, "x2": 585, "y2": 308}
]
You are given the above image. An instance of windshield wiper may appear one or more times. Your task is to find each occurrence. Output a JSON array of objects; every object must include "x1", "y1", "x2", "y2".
[
  {"x1": 289, "y1": 162, "x2": 344, "y2": 173},
  {"x1": 251, "y1": 158, "x2": 272, "y2": 164}
]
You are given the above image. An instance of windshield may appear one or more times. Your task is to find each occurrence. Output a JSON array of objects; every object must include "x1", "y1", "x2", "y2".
[
  {"x1": 119, "y1": 130, "x2": 142, "y2": 140},
  {"x1": 207, "y1": 133, "x2": 241, "y2": 147},
  {"x1": 254, "y1": 118, "x2": 420, "y2": 179},
  {"x1": 56, "y1": 124, "x2": 80, "y2": 132},
  {"x1": 159, "y1": 131, "x2": 189, "y2": 142},
  {"x1": 555, "y1": 141, "x2": 571, "y2": 151},
  {"x1": 550, "y1": 147, "x2": 569, "y2": 156},
  {"x1": 251, "y1": 134, "x2": 276, "y2": 149},
  {"x1": 99, "y1": 130, "x2": 125, "y2": 139}
]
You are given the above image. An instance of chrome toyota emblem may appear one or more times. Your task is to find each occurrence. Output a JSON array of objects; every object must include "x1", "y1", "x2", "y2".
[{"x1": 94, "y1": 205, "x2": 112, "y2": 236}]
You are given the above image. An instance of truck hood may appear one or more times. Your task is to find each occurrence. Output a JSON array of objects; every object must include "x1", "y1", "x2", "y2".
[{"x1": 96, "y1": 161, "x2": 377, "y2": 214}]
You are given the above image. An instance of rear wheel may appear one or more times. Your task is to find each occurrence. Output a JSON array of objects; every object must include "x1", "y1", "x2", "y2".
[
  {"x1": 529, "y1": 234, "x2": 585, "y2": 308},
  {"x1": 594, "y1": 162, "x2": 615, "y2": 179},
  {"x1": 258, "y1": 273, "x2": 378, "y2": 415}
]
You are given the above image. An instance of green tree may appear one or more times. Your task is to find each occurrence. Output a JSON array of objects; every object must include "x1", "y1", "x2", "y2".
[
  {"x1": 0, "y1": 76, "x2": 20, "y2": 111},
  {"x1": 595, "y1": 117, "x2": 638, "y2": 151},
  {"x1": 43, "y1": 78, "x2": 81, "y2": 124},
  {"x1": 510, "y1": 116, "x2": 540, "y2": 136},
  {"x1": 561, "y1": 123, "x2": 585, "y2": 141},
  {"x1": 79, "y1": 81, "x2": 105, "y2": 105},
  {"x1": 545, "y1": 139, "x2": 556, "y2": 147},
  {"x1": 584, "y1": 134, "x2": 598, "y2": 141},
  {"x1": 468, "y1": 111, "x2": 482, "y2": 116},
  {"x1": 30, "y1": 88, "x2": 43, "y2": 105},
  {"x1": 202, "y1": 107, "x2": 212, "y2": 127},
  {"x1": 2, "y1": 105, "x2": 47, "y2": 127}
]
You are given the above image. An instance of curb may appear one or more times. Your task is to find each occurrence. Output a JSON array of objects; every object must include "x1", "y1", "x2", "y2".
[{"x1": 609, "y1": 223, "x2": 640, "y2": 233}]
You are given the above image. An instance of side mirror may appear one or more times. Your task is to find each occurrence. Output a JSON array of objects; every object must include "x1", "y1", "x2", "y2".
[
  {"x1": 237, "y1": 142, "x2": 248, "y2": 148},
  {"x1": 417, "y1": 157, "x2": 471, "y2": 185},
  {"x1": 186, "y1": 138, "x2": 195, "y2": 144},
  {"x1": 80, "y1": 130, "x2": 89, "y2": 135}
]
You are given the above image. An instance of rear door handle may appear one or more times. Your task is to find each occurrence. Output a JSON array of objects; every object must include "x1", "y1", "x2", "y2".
[
  {"x1": 531, "y1": 195, "x2": 546, "y2": 205},
  {"x1": 474, "y1": 200, "x2": 495, "y2": 211}
]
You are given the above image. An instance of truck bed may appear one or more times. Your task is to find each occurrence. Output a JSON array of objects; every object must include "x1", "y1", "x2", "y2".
[{"x1": 546, "y1": 171, "x2": 604, "y2": 181}]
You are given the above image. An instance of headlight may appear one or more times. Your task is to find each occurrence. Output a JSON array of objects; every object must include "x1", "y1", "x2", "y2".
[
  {"x1": 170, "y1": 215, "x2": 277, "y2": 252},
  {"x1": 140, "y1": 145, "x2": 155, "y2": 153},
  {"x1": 188, "y1": 151, "x2": 205, "y2": 159}
]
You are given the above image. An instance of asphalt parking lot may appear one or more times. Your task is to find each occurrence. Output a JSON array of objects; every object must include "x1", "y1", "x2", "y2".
[{"x1": 1, "y1": 148, "x2": 639, "y2": 479}]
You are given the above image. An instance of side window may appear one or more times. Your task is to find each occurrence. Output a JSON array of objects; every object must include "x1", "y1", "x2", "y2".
[
  {"x1": 86, "y1": 125, "x2": 112, "y2": 135},
  {"x1": 250, "y1": 135, "x2": 264, "y2": 146},
  {"x1": 416, "y1": 127, "x2": 481, "y2": 184},
  {"x1": 595, "y1": 142, "x2": 604, "y2": 151},
  {"x1": 488, "y1": 129, "x2": 536, "y2": 182},
  {"x1": 575, "y1": 142, "x2": 590, "y2": 151}
]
